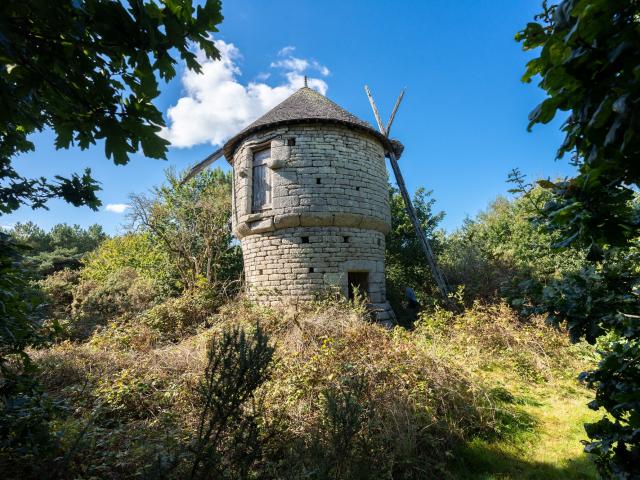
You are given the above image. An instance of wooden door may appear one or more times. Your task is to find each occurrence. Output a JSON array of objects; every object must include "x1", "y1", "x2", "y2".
[{"x1": 252, "y1": 148, "x2": 271, "y2": 212}]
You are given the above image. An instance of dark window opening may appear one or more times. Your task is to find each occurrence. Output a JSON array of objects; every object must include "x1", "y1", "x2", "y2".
[
  {"x1": 343, "y1": 236, "x2": 350, "y2": 243},
  {"x1": 356, "y1": 186, "x2": 360, "y2": 191},
  {"x1": 316, "y1": 177, "x2": 321, "y2": 184},
  {"x1": 287, "y1": 138, "x2": 296, "y2": 146},
  {"x1": 301, "y1": 236, "x2": 309, "y2": 243},
  {"x1": 377, "y1": 238, "x2": 381, "y2": 246},
  {"x1": 309, "y1": 267, "x2": 315, "y2": 273},
  {"x1": 258, "y1": 269, "x2": 263, "y2": 275},
  {"x1": 348, "y1": 271, "x2": 369, "y2": 300}
]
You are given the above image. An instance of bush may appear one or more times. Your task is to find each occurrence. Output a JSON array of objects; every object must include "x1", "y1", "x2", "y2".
[
  {"x1": 187, "y1": 324, "x2": 274, "y2": 480},
  {"x1": 81, "y1": 232, "x2": 178, "y2": 295},
  {"x1": 140, "y1": 285, "x2": 220, "y2": 342},
  {"x1": 439, "y1": 189, "x2": 586, "y2": 305},
  {"x1": 70, "y1": 267, "x2": 161, "y2": 339},
  {"x1": 95, "y1": 368, "x2": 171, "y2": 420},
  {"x1": 439, "y1": 227, "x2": 515, "y2": 302},
  {"x1": 385, "y1": 185, "x2": 446, "y2": 323},
  {"x1": 244, "y1": 301, "x2": 507, "y2": 479},
  {"x1": 39, "y1": 269, "x2": 79, "y2": 318},
  {"x1": 0, "y1": 380, "x2": 61, "y2": 479},
  {"x1": 0, "y1": 232, "x2": 62, "y2": 479},
  {"x1": 415, "y1": 302, "x2": 593, "y2": 384}
]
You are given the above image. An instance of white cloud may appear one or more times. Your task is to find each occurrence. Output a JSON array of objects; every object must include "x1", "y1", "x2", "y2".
[
  {"x1": 270, "y1": 56, "x2": 330, "y2": 77},
  {"x1": 105, "y1": 203, "x2": 130, "y2": 214},
  {"x1": 270, "y1": 57, "x2": 309, "y2": 72},
  {"x1": 161, "y1": 40, "x2": 330, "y2": 149},
  {"x1": 277, "y1": 46, "x2": 296, "y2": 56}
]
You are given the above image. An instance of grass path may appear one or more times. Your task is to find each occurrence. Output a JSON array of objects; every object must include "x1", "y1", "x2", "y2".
[{"x1": 453, "y1": 379, "x2": 600, "y2": 479}]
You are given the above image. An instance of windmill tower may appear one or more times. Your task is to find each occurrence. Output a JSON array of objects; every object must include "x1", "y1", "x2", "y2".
[{"x1": 221, "y1": 86, "x2": 399, "y2": 322}]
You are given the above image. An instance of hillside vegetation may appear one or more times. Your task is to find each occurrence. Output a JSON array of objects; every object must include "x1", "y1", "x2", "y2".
[
  {"x1": 1, "y1": 166, "x2": 615, "y2": 479},
  {"x1": 29, "y1": 296, "x2": 596, "y2": 479}
]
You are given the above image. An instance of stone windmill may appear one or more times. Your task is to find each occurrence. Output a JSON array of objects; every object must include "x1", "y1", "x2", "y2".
[{"x1": 185, "y1": 84, "x2": 450, "y2": 322}]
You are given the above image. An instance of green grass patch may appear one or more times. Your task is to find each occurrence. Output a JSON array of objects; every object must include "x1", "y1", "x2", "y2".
[{"x1": 453, "y1": 381, "x2": 600, "y2": 479}]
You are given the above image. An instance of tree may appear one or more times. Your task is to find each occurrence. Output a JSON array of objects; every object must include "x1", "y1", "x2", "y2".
[
  {"x1": 517, "y1": 2, "x2": 640, "y2": 477},
  {"x1": 0, "y1": 3, "x2": 225, "y2": 474},
  {"x1": 385, "y1": 185, "x2": 444, "y2": 319},
  {"x1": 517, "y1": 1, "x2": 639, "y2": 249},
  {"x1": 8, "y1": 222, "x2": 107, "y2": 275},
  {"x1": 129, "y1": 167, "x2": 242, "y2": 291},
  {"x1": 440, "y1": 184, "x2": 586, "y2": 304},
  {"x1": 81, "y1": 231, "x2": 175, "y2": 289},
  {"x1": 0, "y1": 231, "x2": 61, "y2": 478},
  {"x1": 0, "y1": 0, "x2": 223, "y2": 214}
]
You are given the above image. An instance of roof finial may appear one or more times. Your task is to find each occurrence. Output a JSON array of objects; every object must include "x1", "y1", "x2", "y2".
[{"x1": 304, "y1": 75, "x2": 308, "y2": 88}]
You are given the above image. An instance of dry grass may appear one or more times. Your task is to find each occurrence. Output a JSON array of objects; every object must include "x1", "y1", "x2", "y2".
[
  {"x1": 416, "y1": 302, "x2": 594, "y2": 383},
  {"x1": 30, "y1": 297, "x2": 597, "y2": 479}
]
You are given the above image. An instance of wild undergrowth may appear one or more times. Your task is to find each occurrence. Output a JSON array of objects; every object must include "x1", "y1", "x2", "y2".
[{"x1": 27, "y1": 295, "x2": 597, "y2": 479}]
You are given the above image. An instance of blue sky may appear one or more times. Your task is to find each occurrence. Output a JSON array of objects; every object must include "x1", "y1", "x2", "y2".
[{"x1": 3, "y1": 0, "x2": 572, "y2": 234}]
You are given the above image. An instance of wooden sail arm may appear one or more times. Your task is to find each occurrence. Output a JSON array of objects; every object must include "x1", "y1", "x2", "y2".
[
  {"x1": 387, "y1": 149, "x2": 451, "y2": 300},
  {"x1": 180, "y1": 147, "x2": 224, "y2": 185},
  {"x1": 385, "y1": 88, "x2": 405, "y2": 137},
  {"x1": 364, "y1": 85, "x2": 451, "y2": 301},
  {"x1": 364, "y1": 85, "x2": 387, "y2": 135}
]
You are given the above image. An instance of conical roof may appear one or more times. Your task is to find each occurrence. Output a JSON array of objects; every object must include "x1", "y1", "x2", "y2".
[{"x1": 222, "y1": 87, "x2": 392, "y2": 159}]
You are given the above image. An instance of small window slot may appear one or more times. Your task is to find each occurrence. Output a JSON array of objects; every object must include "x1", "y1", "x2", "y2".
[
  {"x1": 316, "y1": 178, "x2": 321, "y2": 184},
  {"x1": 309, "y1": 267, "x2": 315, "y2": 273},
  {"x1": 343, "y1": 236, "x2": 350, "y2": 243},
  {"x1": 301, "y1": 236, "x2": 309, "y2": 243},
  {"x1": 287, "y1": 138, "x2": 296, "y2": 146},
  {"x1": 356, "y1": 186, "x2": 360, "y2": 191}
]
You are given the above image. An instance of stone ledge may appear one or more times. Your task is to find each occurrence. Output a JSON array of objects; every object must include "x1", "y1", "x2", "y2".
[{"x1": 235, "y1": 212, "x2": 390, "y2": 239}]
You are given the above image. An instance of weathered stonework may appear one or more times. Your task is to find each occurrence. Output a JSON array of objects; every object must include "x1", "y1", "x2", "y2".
[
  {"x1": 226, "y1": 88, "x2": 396, "y2": 322},
  {"x1": 241, "y1": 226, "x2": 385, "y2": 300}
]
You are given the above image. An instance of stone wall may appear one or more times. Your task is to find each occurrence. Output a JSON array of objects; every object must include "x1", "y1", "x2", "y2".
[
  {"x1": 241, "y1": 226, "x2": 386, "y2": 304},
  {"x1": 231, "y1": 124, "x2": 390, "y2": 238},
  {"x1": 230, "y1": 122, "x2": 394, "y2": 321}
]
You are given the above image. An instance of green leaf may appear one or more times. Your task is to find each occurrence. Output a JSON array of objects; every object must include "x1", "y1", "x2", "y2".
[
  {"x1": 0, "y1": 0, "x2": 222, "y2": 213},
  {"x1": 528, "y1": 98, "x2": 558, "y2": 130},
  {"x1": 536, "y1": 179, "x2": 556, "y2": 189}
]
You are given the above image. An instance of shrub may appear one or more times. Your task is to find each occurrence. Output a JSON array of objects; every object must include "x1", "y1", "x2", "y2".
[
  {"x1": 415, "y1": 302, "x2": 593, "y2": 384},
  {"x1": 81, "y1": 232, "x2": 178, "y2": 295},
  {"x1": 187, "y1": 324, "x2": 274, "y2": 480},
  {"x1": 0, "y1": 232, "x2": 61, "y2": 479},
  {"x1": 439, "y1": 228, "x2": 515, "y2": 302},
  {"x1": 70, "y1": 267, "x2": 161, "y2": 339},
  {"x1": 39, "y1": 268, "x2": 80, "y2": 319},
  {"x1": 0, "y1": 380, "x2": 61, "y2": 479},
  {"x1": 95, "y1": 368, "x2": 171, "y2": 420},
  {"x1": 301, "y1": 374, "x2": 384, "y2": 479},
  {"x1": 29, "y1": 297, "x2": 595, "y2": 479},
  {"x1": 140, "y1": 285, "x2": 220, "y2": 342},
  {"x1": 385, "y1": 185, "x2": 445, "y2": 322},
  {"x1": 242, "y1": 301, "x2": 505, "y2": 479},
  {"x1": 439, "y1": 189, "x2": 586, "y2": 305}
]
